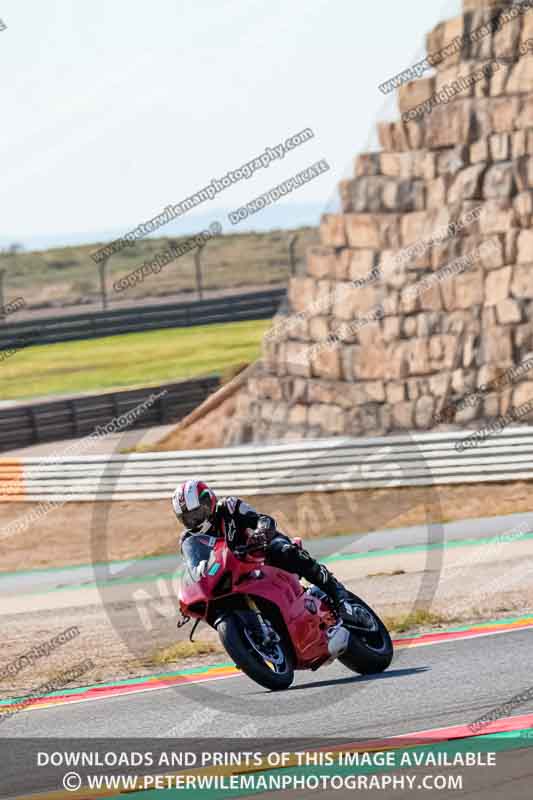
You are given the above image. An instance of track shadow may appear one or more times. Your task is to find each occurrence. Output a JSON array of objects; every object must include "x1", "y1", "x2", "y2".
[{"x1": 285, "y1": 666, "x2": 430, "y2": 692}]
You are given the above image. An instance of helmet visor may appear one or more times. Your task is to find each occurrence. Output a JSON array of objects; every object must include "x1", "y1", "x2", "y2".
[{"x1": 178, "y1": 504, "x2": 210, "y2": 531}]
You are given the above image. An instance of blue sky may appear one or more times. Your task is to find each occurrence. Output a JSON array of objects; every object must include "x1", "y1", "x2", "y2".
[{"x1": 0, "y1": 0, "x2": 461, "y2": 248}]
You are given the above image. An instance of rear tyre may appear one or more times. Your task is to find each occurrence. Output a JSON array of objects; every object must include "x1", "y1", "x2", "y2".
[
  {"x1": 217, "y1": 613, "x2": 294, "y2": 691},
  {"x1": 338, "y1": 596, "x2": 393, "y2": 675}
]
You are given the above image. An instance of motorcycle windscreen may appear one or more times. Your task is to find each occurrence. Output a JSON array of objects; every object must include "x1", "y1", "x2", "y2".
[{"x1": 182, "y1": 535, "x2": 217, "y2": 582}]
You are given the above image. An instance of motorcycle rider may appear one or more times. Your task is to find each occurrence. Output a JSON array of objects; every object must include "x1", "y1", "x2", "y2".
[{"x1": 173, "y1": 478, "x2": 370, "y2": 627}]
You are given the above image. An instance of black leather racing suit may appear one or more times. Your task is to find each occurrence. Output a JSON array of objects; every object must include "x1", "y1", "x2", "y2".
[{"x1": 181, "y1": 496, "x2": 346, "y2": 605}]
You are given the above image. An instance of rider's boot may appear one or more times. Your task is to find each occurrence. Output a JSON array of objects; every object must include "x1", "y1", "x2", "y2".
[{"x1": 307, "y1": 563, "x2": 374, "y2": 629}]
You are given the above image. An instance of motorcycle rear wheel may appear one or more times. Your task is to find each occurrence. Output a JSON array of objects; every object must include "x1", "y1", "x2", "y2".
[
  {"x1": 338, "y1": 596, "x2": 393, "y2": 675},
  {"x1": 217, "y1": 613, "x2": 294, "y2": 691}
]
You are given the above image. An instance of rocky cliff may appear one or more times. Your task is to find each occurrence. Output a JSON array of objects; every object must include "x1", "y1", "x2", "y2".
[{"x1": 220, "y1": 0, "x2": 533, "y2": 446}]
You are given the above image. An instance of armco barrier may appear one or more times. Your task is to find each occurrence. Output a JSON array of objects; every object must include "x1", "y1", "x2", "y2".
[
  {"x1": 0, "y1": 288, "x2": 285, "y2": 350},
  {"x1": 0, "y1": 376, "x2": 219, "y2": 452},
  {"x1": 1, "y1": 427, "x2": 533, "y2": 503}
]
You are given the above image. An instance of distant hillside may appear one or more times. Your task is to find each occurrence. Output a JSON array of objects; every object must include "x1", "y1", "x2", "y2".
[{"x1": 0, "y1": 226, "x2": 319, "y2": 314}]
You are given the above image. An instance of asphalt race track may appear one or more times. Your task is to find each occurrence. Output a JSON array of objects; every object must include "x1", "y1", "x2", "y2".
[
  {"x1": 3, "y1": 628, "x2": 533, "y2": 739},
  {"x1": 2, "y1": 516, "x2": 533, "y2": 797}
]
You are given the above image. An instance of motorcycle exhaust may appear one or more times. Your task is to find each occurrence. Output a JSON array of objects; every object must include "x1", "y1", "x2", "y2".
[{"x1": 326, "y1": 624, "x2": 350, "y2": 659}]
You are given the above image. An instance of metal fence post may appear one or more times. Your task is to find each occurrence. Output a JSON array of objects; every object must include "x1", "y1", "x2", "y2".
[
  {"x1": 0, "y1": 244, "x2": 22, "y2": 323},
  {"x1": 288, "y1": 234, "x2": 299, "y2": 277},
  {"x1": 98, "y1": 256, "x2": 110, "y2": 311},
  {"x1": 0, "y1": 268, "x2": 5, "y2": 324},
  {"x1": 194, "y1": 243, "x2": 205, "y2": 301}
]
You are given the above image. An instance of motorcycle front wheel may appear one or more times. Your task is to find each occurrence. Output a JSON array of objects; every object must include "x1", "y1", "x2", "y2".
[
  {"x1": 338, "y1": 596, "x2": 393, "y2": 675},
  {"x1": 217, "y1": 613, "x2": 294, "y2": 691}
]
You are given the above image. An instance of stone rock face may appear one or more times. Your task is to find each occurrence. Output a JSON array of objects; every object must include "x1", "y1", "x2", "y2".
[{"x1": 225, "y1": 0, "x2": 533, "y2": 444}]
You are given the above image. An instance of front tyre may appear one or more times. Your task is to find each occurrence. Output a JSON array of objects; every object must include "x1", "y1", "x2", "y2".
[
  {"x1": 338, "y1": 596, "x2": 393, "y2": 675},
  {"x1": 217, "y1": 613, "x2": 294, "y2": 691}
]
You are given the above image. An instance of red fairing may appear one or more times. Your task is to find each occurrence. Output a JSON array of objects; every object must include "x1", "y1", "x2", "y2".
[{"x1": 179, "y1": 538, "x2": 336, "y2": 670}]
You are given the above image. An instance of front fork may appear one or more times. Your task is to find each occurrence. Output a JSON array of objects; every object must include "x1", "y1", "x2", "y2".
[{"x1": 245, "y1": 597, "x2": 279, "y2": 646}]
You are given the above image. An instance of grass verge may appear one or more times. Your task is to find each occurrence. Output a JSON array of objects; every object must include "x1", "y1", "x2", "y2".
[
  {"x1": 0, "y1": 318, "x2": 269, "y2": 400},
  {"x1": 383, "y1": 609, "x2": 454, "y2": 633},
  {"x1": 151, "y1": 641, "x2": 224, "y2": 664}
]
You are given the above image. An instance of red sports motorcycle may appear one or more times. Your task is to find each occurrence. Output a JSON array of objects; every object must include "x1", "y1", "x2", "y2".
[{"x1": 178, "y1": 533, "x2": 393, "y2": 691}]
